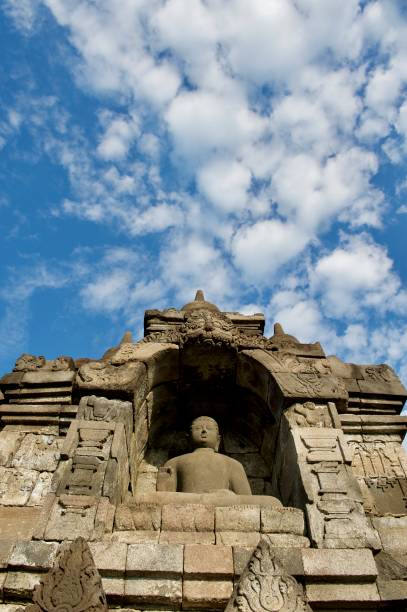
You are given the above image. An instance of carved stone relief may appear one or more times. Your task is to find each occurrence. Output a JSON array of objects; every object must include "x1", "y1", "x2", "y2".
[
  {"x1": 285, "y1": 402, "x2": 335, "y2": 428},
  {"x1": 348, "y1": 438, "x2": 407, "y2": 515},
  {"x1": 78, "y1": 395, "x2": 133, "y2": 448},
  {"x1": 58, "y1": 420, "x2": 129, "y2": 505},
  {"x1": 277, "y1": 423, "x2": 381, "y2": 549},
  {"x1": 225, "y1": 536, "x2": 311, "y2": 612},
  {"x1": 24, "y1": 537, "x2": 107, "y2": 612},
  {"x1": 14, "y1": 354, "x2": 74, "y2": 372}
]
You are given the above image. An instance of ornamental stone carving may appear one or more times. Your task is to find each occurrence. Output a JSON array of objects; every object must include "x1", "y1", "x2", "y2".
[
  {"x1": 24, "y1": 537, "x2": 107, "y2": 612},
  {"x1": 225, "y1": 536, "x2": 311, "y2": 612}
]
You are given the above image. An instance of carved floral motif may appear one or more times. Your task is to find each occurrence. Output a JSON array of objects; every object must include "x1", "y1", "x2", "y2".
[
  {"x1": 14, "y1": 354, "x2": 73, "y2": 372},
  {"x1": 25, "y1": 537, "x2": 107, "y2": 612},
  {"x1": 226, "y1": 537, "x2": 310, "y2": 612}
]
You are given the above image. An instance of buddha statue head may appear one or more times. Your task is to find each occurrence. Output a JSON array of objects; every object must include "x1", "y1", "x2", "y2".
[{"x1": 190, "y1": 415, "x2": 221, "y2": 452}]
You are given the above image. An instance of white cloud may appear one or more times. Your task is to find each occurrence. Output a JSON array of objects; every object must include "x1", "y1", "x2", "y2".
[
  {"x1": 97, "y1": 112, "x2": 140, "y2": 161},
  {"x1": 3, "y1": 0, "x2": 39, "y2": 31},
  {"x1": 3, "y1": 0, "x2": 407, "y2": 388},
  {"x1": 165, "y1": 90, "x2": 264, "y2": 163},
  {"x1": 231, "y1": 219, "x2": 310, "y2": 282},
  {"x1": 310, "y1": 233, "x2": 403, "y2": 318},
  {"x1": 197, "y1": 158, "x2": 251, "y2": 213}
]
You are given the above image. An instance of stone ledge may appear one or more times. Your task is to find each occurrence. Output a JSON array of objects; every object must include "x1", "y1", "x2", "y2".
[
  {"x1": 306, "y1": 581, "x2": 380, "y2": 605},
  {"x1": 159, "y1": 532, "x2": 215, "y2": 545},
  {"x1": 126, "y1": 542, "x2": 184, "y2": 577},
  {"x1": 265, "y1": 534, "x2": 310, "y2": 548},
  {"x1": 182, "y1": 579, "x2": 233, "y2": 610},
  {"x1": 215, "y1": 532, "x2": 260, "y2": 547},
  {"x1": 3, "y1": 571, "x2": 43, "y2": 600},
  {"x1": 124, "y1": 576, "x2": 182, "y2": 607},
  {"x1": 112, "y1": 530, "x2": 159, "y2": 544},
  {"x1": 162, "y1": 504, "x2": 214, "y2": 532},
  {"x1": 215, "y1": 505, "x2": 260, "y2": 532},
  {"x1": 377, "y1": 578, "x2": 407, "y2": 602},
  {"x1": 8, "y1": 541, "x2": 58, "y2": 571},
  {"x1": 302, "y1": 548, "x2": 378, "y2": 582},
  {"x1": 128, "y1": 492, "x2": 282, "y2": 508},
  {"x1": 88, "y1": 541, "x2": 127, "y2": 576},
  {"x1": 184, "y1": 545, "x2": 233, "y2": 578},
  {"x1": 260, "y1": 507, "x2": 305, "y2": 535}
]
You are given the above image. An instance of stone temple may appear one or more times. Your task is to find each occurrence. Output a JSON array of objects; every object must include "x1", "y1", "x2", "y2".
[{"x1": 0, "y1": 291, "x2": 406, "y2": 611}]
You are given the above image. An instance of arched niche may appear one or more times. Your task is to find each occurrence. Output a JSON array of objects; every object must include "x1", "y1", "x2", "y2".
[{"x1": 131, "y1": 342, "x2": 282, "y2": 499}]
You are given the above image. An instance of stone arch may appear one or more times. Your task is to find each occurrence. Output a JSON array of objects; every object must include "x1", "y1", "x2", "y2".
[{"x1": 130, "y1": 341, "x2": 286, "y2": 498}]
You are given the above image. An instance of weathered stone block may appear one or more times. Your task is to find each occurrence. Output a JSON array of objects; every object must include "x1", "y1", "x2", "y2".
[
  {"x1": 93, "y1": 496, "x2": 115, "y2": 539},
  {"x1": 124, "y1": 576, "x2": 182, "y2": 606},
  {"x1": 0, "y1": 507, "x2": 41, "y2": 541},
  {"x1": 216, "y1": 532, "x2": 260, "y2": 547},
  {"x1": 0, "y1": 467, "x2": 38, "y2": 505},
  {"x1": 126, "y1": 543, "x2": 183, "y2": 576},
  {"x1": 8, "y1": 541, "x2": 58, "y2": 570},
  {"x1": 115, "y1": 505, "x2": 135, "y2": 530},
  {"x1": 183, "y1": 579, "x2": 233, "y2": 610},
  {"x1": 162, "y1": 504, "x2": 214, "y2": 532},
  {"x1": 0, "y1": 541, "x2": 14, "y2": 569},
  {"x1": 305, "y1": 582, "x2": 380, "y2": 605},
  {"x1": 101, "y1": 577, "x2": 124, "y2": 604},
  {"x1": 78, "y1": 395, "x2": 133, "y2": 448},
  {"x1": 264, "y1": 534, "x2": 310, "y2": 548},
  {"x1": 135, "y1": 472, "x2": 157, "y2": 494},
  {"x1": 89, "y1": 541, "x2": 127, "y2": 576},
  {"x1": 0, "y1": 431, "x2": 24, "y2": 467},
  {"x1": 302, "y1": 549, "x2": 377, "y2": 581},
  {"x1": 77, "y1": 360, "x2": 146, "y2": 394},
  {"x1": 44, "y1": 495, "x2": 97, "y2": 540},
  {"x1": 184, "y1": 544, "x2": 233, "y2": 578},
  {"x1": 27, "y1": 472, "x2": 53, "y2": 506},
  {"x1": 264, "y1": 547, "x2": 304, "y2": 576},
  {"x1": 0, "y1": 572, "x2": 6, "y2": 601},
  {"x1": 159, "y1": 532, "x2": 215, "y2": 545},
  {"x1": 215, "y1": 506, "x2": 260, "y2": 532},
  {"x1": 3, "y1": 571, "x2": 43, "y2": 599},
  {"x1": 11, "y1": 434, "x2": 60, "y2": 471},
  {"x1": 119, "y1": 503, "x2": 162, "y2": 531},
  {"x1": 377, "y1": 578, "x2": 407, "y2": 602},
  {"x1": 0, "y1": 604, "x2": 21, "y2": 612},
  {"x1": 22, "y1": 370, "x2": 74, "y2": 384},
  {"x1": 372, "y1": 516, "x2": 407, "y2": 552},
  {"x1": 273, "y1": 371, "x2": 347, "y2": 403},
  {"x1": 112, "y1": 530, "x2": 159, "y2": 544},
  {"x1": 260, "y1": 507, "x2": 305, "y2": 535},
  {"x1": 232, "y1": 546, "x2": 255, "y2": 576}
]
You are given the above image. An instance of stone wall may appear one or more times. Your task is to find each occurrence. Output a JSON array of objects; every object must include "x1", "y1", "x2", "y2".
[{"x1": 0, "y1": 300, "x2": 406, "y2": 610}]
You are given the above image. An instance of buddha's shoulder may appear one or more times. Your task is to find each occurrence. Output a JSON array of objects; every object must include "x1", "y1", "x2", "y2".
[
  {"x1": 220, "y1": 454, "x2": 246, "y2": 470},
  {"x1": 164, "y1": 452, "x2": 195, "y2": 466}
]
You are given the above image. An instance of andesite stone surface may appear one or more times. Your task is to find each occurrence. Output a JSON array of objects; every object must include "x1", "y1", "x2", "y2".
[{"x1": 0, "y1": 291, "x2": 406, "y2": 611}]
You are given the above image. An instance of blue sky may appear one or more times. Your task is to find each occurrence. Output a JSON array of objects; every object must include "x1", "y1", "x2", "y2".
[{"x1": 1, "y1": 0, "x2": 407, "y2": 385}]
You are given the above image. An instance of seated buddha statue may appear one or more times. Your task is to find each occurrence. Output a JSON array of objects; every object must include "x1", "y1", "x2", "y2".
[{"x1": 157, "y1": 416, "x2": 252, "y2": 495}]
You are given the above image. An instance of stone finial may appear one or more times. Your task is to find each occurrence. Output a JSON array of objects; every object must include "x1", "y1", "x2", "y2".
[
  {"x1": 270, "y1": 322, "x2": 299, "y2": 344},
  {"x1": 24, "y1": 537, "x2": 108, "y2": 612},
  {"x1": 120, "y1": 330, "x2": 133, "y2": 344},
  {"x1": 181, "y1": 290, "x2": 220, "y2": 312},
  {"x1": 273, "y1": 322, "x2": 285, "y2": 336}
]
